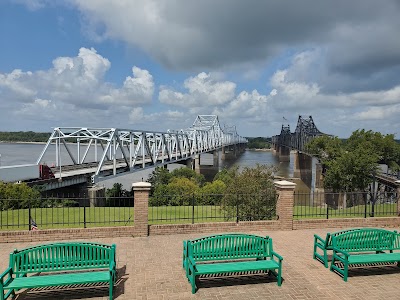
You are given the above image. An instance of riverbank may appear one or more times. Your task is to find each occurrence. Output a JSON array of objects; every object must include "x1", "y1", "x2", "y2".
[{"x1": 0, "y1": 141, "x2": 47, "y2": 145}]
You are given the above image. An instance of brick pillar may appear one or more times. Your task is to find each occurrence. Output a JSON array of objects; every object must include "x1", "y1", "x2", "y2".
[
  {"x1": 132, "y1": 182, "x2": 151, "y2": 237},
  {"x1": 274, "y1": 180, "x2": 296, "y2": 230}
]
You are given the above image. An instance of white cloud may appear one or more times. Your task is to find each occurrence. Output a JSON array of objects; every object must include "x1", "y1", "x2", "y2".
[
  {"x1": 128, "y1": 107, "x2": 185, "y2": 128},
  {"x1": 0, "y1": 47, "x2": 154, "y2": 129},
  {"x1": 159, "y1": 72, "x2": 235, "y2": 107}
]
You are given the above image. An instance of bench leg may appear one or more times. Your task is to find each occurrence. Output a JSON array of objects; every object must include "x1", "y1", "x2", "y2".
[{"x1": 109, "y1": 284, "x2": 113, "y2": 300}]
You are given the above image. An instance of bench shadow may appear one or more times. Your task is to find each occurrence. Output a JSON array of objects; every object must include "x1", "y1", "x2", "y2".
[
  {"x1": 332, "y1": 262, "x2": 400, "y2": 279},
  {"x1": 196, "y1": 271, "x2": 282, "y2": 290},
  {"x1": 15, "y1": 265, "x2": 128, "y2": 300}
]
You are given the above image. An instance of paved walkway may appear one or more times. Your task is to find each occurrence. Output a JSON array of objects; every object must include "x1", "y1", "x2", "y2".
[{"x1": 1, "y1": 227, "x2": 399, "y2": 300}]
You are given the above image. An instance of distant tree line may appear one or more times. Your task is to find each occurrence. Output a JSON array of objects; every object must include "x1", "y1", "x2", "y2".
[
  {"x1": 246, "y1": 137, "x2": 271, "y2": 149},
  {"x1": 0, "y1": 131, "x2": 51, "y2": 143}
]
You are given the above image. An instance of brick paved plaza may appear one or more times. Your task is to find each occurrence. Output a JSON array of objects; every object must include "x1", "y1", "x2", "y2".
[{"x1": 1, "y1": 227, "x2": 399, "y2": 300}]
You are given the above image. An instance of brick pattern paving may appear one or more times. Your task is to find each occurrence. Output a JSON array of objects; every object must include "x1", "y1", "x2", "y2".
[{"x1": 0, "y1": 227, "x2": 399, "y2": 299}]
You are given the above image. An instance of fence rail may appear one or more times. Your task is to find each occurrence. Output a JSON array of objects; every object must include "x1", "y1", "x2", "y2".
[
  {"x1": 150, "y1": 192, "x2": 277, "y2": 224},
  {"x1": 294, "y1": 191, "x2": 399, "y2": 219},
  {"x1": 0, "y1": 196, "x2": 134, "y2": 230}
]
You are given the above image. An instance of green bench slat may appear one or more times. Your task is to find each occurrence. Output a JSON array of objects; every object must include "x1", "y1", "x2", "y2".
[
  {"x1": 5, "y1": 271, "x2": 110, "y2": 289},
  {"x1": 185, "y1": 234, "x2": 283, "y2": 294},
  {"x1": 328, "y1": 228, "x2": 400, "y2": 282},
  {"x1": 0, "y1": 242, "x2": 116, "y2": 300},
  {"x1": 196, "y1": 260, "x2": 279, "y2": 275},
  {"x1": 347, "y1": 253, "x2": 400, "y2": 264}
]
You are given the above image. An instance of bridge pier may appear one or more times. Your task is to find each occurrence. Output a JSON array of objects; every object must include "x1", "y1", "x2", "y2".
[
  {"x1": 194, "y1": 154, "x2": 201, "y2": 174},
  {"x1": 315, "y1": 162, "x2": 323, "y2": 189},
  {"x1": 279, "y1": 145, "x2": 290, "y2": 162},
  {"x1": 293, "y1": 152, "x2": 313, "y2": 189},
  {"x1": 213, "y1": 150, "x2": 219, "y2": 168},
  {"x1": 88, "y1": 186, "x2": 106, "y2": 207}
]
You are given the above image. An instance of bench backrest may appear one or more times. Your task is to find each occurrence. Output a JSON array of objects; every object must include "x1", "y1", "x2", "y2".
[
  {"x1": 324, "y1": 228, "x2": 364, "y2": 249},
  {"x1": 188, "y1": 233, "x2": 272, "y2": 262},
  {"x1": 332, "y1": 228, "x2": 400, "y2": 253},
  {"x1": 10, "y1": 242, "x2": 116, "y2": 275}
]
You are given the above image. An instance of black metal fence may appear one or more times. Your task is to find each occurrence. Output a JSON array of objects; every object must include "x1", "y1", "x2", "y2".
[
  {"x1": 0, "y1": 195, "x2": 134, "y2": 230},
  {"x1": 294, "y1": 190, "x2": 399, "y2": 219},
  {"x1": 149, "y1": 192, "x2": 277, "y2": 224}
]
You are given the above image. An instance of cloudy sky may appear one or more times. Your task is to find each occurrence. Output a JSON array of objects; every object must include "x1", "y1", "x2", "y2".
[{"x1": 1, "y1": 0, "x2": 400, "y2": 138}]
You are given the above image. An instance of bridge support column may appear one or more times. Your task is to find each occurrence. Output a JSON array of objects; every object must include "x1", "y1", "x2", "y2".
[
  {"x1": 297, "y1": 152, "x2": 313, "y2": 189},
  {"x1": 275, "y1": 180, "x2": 296, "y2": 230},
  {"x1": 279, "y1": 145, "x2": 290, "y2": 162},
  {"x1": 133, "y1": 182, "x2": 150, "y2": 237},
  {"x1": 315, "y1": 163, "x2": 323, "y2": 189},
  {"x1": 185, "y1": 158, "x2": 194, "y2": 170},
  {"x1": 221, "y1": 146, "x2": 226, "y2": 160},
  {"x1": 293, "y1": 151, "x2": 301, "y2": 178},
  {"x1": 213, "y1": 150, "x2": 219, "y2": 168},
  {"x1": 88, "y1": 186, "x2": 105, "y2": 207},
  {"x1": 194, "y1": 154, "x2": 201, "y2": 174}
]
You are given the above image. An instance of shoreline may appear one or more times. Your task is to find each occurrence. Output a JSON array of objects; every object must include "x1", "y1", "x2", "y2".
[{"x1": 0, "y1": 141, "x2": 47, "y2": 145}]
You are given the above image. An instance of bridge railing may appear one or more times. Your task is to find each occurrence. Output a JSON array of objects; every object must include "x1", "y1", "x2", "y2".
[{"x1": 294, "y1": 190, "x2": 398, "y2": 219}]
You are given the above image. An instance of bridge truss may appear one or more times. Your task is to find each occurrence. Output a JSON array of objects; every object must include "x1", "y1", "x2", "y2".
[
  {"x1": 272, "y1": 116, "x2": 327, "y2": 152},
  {"x1": 36, "y1": 115, "x2": 247, "y2": 183}
]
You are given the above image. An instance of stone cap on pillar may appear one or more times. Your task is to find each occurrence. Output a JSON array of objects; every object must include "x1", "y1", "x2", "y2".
[
  {"x1": 132, "y1": 182, "x2": 151, "y2": 191},
  {"x1": 274, "y1": 180, "x2": 296, "y2": 189}
]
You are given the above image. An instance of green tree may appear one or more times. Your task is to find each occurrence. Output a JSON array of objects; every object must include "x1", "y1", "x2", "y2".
[
  {"x1": 0, "y1": 182, "x2": 41, "y2": 210},
  {"x1": 221, "y1": 164, "x2": 277, "y2": 221},
  {"x1": 147, "y1": 167, "x2": 172, "y2": 194},
  {"x1": 306, "y1": 135, "x2": 343, "y2": 164},
  {"x1": 213, "y1": 166, "x2": 239, "y2": 187},
  {"x1": 170, "y1": 167, "x2": 205, "y2": 186},
  {"x1": 324, "y1": 147, "x2": 379, "y2": 192},
  {"x1": 199, "y1": 180, "x2": 226, "y2": 205},
  {"x1": 153, "y1": 177, "x2": 199, "y2": 206}
]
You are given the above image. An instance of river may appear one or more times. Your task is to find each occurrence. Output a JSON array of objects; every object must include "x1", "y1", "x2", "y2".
[{"x1": 0, "y1": 143, "x2": 312, "y2": 191}]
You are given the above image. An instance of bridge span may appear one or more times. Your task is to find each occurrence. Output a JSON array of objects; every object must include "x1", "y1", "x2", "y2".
[{"x1": 1, "y1": 115, "x2": 247, "y2": 190}]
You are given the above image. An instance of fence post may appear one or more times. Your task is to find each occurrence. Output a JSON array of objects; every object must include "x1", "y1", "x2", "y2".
[
  {"x1": 28, "y1": 199, "x2": 31, "y2": 231},
  {"x1": 274, "y1": 180, "x2": 296, "y2": 230},
  {"x1": 191, "y1": 194, "x2": 195, "y2": 224},
  {"x1": 397, "y1": 185, "x2": 400, "y2": 217},
  {"x1": 132, "y1": 182, "x2": 151, "y2": 237}
]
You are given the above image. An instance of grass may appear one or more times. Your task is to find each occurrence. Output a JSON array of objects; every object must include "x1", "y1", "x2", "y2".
[
  {"x1": 293, "y1": 203, "x2": 398, "y2": 220},
  {"x1": 0, "y1": 203, "x2": 397, "y2": 231}
]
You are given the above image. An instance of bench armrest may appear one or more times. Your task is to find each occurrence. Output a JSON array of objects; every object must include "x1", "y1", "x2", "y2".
[
  {"x1": 332, "y1": 246, "x2": 350, "y2": 263},
  {"x1": 314, "y1": 234, "x2": 325, "y2": 245},
  {"x1": 271, "y1": 251, "x2": 283, "y2": 263},
  {"x1": 109, "y1": 261, "x2": 116, "y2": 283},
  {"x1": 0, "y1": 267, "x2": 13, "y2": 286}
]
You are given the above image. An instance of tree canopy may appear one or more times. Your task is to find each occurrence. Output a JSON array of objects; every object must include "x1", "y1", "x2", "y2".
[{"x1": 306, "y1": 129, "x2": 400, "y2": 192}]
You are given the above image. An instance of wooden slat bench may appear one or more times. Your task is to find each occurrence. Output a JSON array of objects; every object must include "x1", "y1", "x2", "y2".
[
  {"x1": 185, "y1": 233, "x2": 283, "y2": 294},
  {"x1": 0, "y1": 242, "x2": 117, "y2": 300},
  {"x1": 313, "y1": 228, "x2": 363, "y2": 267},
  {"x1": 330, "y1": 228, "x2": 400, "y2": 281}
]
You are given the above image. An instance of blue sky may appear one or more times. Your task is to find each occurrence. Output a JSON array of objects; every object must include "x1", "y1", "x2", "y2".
[{"x1": 1, "y1": 0, "x2": 400, "y2": 138}]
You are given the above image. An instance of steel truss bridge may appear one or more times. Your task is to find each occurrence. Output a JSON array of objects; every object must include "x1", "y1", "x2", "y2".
[
  {"x1": 271, "y1": 115, "x2": 328, "y2": 152},
  {"x1": 35, "y1": 115, "x2": 247, "y2": 188}
]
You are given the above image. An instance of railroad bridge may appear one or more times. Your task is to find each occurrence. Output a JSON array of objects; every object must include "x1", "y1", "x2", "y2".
[{"x1": 271, "y1": 116, "x2": 329, "y2": 189}]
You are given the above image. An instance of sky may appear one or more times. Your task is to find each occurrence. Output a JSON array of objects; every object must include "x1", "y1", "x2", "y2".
[{"x1": 1, "y1": 1, "x2": 400, "y2": 138}]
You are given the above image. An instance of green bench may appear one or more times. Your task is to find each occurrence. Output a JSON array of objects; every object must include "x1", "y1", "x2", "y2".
[
  {"x1": 313, "y1": 228, "x2": 363, "y2": 267},
  {"x1": 185, "y1": 233, "x2": 283, "y2": 294},
  {"x1": 330, "y1": 228, "x2": 400, "y2": 281},
  {"x1": 0, "y1": 242, "x2": 117, "y2": 300}
]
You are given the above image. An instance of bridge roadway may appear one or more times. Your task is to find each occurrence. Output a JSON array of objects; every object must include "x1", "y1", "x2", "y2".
[{"x1": 3, "y1": 115, "x2": 247, "y2": 191}]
